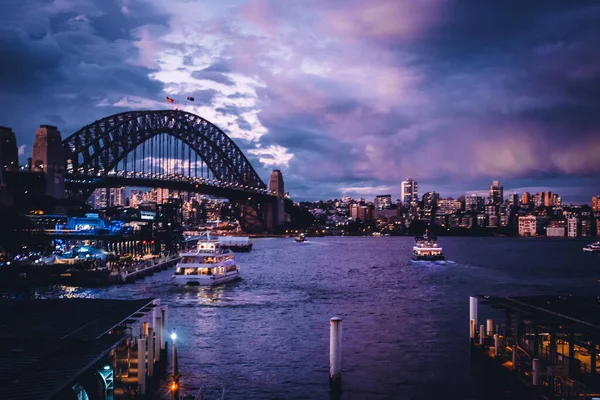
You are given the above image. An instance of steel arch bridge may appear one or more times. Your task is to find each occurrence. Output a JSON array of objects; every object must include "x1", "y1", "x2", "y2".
[
  {"x1": 63, "y1": 109, "x2": 265, "y2": 189},
  {"x1": 60, "y1": 109, "x2": 283, "y2": 232}
]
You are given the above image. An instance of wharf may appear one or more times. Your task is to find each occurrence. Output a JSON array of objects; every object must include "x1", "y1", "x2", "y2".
[
  {"x1": 0, "y1": 297, "x2": 169, "y2": 400},
  {"x1": 469, "y1": 294, "x2": 600, "y2": 399},
  {"x1": 111, "y1": 255, "x2": 180, "y2": 283}
]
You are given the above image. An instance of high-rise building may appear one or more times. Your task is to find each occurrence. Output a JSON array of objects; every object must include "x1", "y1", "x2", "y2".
[
  {"x1": 437, "y1": 198, "x2": 462, "y2": 215},
  {"x1": 111, "y1": 187, "x2": 126, "y2": 207},
  {"x1": 374, "y1": 195, "x2": 392, "y2": 210},
  {"x1": 350, "y1": 204, "x2": 373, "y2": 222},
  {"x1": 521, "y1": 192, "x2": 531, "y2": 205},
  {"x1": 543, "y1": 192, "x2": 553, "y2": 207},
  {"x1": 0, "y1": 126, "x2": 18, "y2": 171},
  {"x1": 93, "y1": 187, "x2": 126, "y2": 208},
  {"x1": 401, "y1": 178, "x2": 418, "y2": 206},
  {"x1": 465, "y1": 194, "x2": 484, "y2": 213},
  {"x1": 582, "y1": 219, "x2": 592, "y2": 237},
  {"x1": 488, "y1": 181, "x2": 503, "y2": 205},
  {"x1": 93, "y1": 188, "x2": 109, "y2": 209},
  {"x1": 593, "y1": 195, "x2": 600, "y2": 215},
  {"x1": 567, "y1": 217, "x2": 580, "y2": 237},
  {"x1": 422, "y1": 192, "x2": 439, "y2": 218},
  {"x1": 509, "y1": 193, "x2": 519, "y2": 206}
]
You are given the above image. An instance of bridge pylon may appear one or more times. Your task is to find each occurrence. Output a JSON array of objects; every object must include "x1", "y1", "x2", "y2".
[
  {"x1": 32, "y1": 125, "x2": 64, "y2": 199},
  {"x1": 265, "y1": 169, "x2": 286, "y2": 230}
]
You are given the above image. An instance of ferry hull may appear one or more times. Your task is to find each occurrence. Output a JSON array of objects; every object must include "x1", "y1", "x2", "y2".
[
  {"x1": 583, "y1": 247, "x2": 600, "y2": 253},
  {"x1": 173, "y1": 272, "x2": 240, "y2": 286},
  {"x1": 222, "y1": 244, "x2": 253, "y2": 252},
  {"x1": 413, "y1": 254, "x2": 446, "y2": 261}
]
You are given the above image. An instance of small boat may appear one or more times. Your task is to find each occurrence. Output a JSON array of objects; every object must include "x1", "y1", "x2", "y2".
[
  {"x1": 583, "y1": 242, "x2": 600, "y2": 253},
  {"x1": 413, "y1": 232, "x2": 445, "y2": 261},
  {"x1": 295, "y1": 233, "x2": 307, "y2": 243},
  {"x1": 173, "y1": 233, "x2": 240, "y2": 286}
]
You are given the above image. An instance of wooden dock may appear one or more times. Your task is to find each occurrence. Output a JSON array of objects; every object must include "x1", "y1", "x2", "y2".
[
  {"x1": 111, "y1": 255, "x2": 180, "y2": 283},
  {"x1": 469, "y1": 295, "x2": 600, "y2": 400}
]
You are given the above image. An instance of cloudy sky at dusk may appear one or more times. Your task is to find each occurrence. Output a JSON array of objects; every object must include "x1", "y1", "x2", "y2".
[{"x1": 1, "y1": 0, "x2": 599, "y2": 203}]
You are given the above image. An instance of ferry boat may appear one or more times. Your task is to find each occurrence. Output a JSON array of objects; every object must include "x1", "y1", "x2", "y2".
[
  {"x1": 217, "y1": 236, "x2": 253, "y2": 252},
  {"x1": 413, "y1": 232, "x2": 445, "y2": 261},
  {"x1": 583, "y1": 242, "x2": 600, "y2": 253},
  {"x1": 173, "y1": 234, "x2": 240, "y2": 286},
  {"x1": 295, "y1": 233, "x2": 307, "y2": 243}
]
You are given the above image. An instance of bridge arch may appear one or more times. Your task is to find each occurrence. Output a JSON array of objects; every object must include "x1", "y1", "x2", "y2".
[{"x1": 62, "y1": 109, "x2": 265, "y2": 188}]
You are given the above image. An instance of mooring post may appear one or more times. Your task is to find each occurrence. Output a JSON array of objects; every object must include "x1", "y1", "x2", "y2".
[
  {"x1": 494, "y1": 334, "x2": 499, "y2": 357},
  {"x1": 487, "y1": 319, "x2": 493, "y2": 336},
  {"x1": 532, "y1": 358, "x2": 541, "y2": 385},
  {"x1": 137, "y1": 338, "x2": 146, "y2": 394},
  {"x1": 469, "y1": 296, "x2": 478, "y2": 326},
  {"x1": 330, "y1": 317, "x2": 342, "y2": 388},
  {"x1": 155, "y1": 312, "x2": 162, "y2": 362},
  {"x1": 148, "y1": 327, "x2": 154, "y2": 377},
  {"x1": 470, "y1": 319, "x2": 475, "y2": 339},
  {"x1": 479, "y1": 325, "x2": 485, "y2": 345},
  {"x1": 162, "y1": 305, "x2": 168, "y2": 350}
]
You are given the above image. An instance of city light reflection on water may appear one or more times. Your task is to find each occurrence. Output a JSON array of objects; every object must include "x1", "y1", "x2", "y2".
[{"x1": 3, "y1": 236, "x2": 600, "y2": 399}]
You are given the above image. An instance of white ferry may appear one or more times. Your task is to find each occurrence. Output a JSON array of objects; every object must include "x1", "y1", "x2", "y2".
[
  {"x1": 413, "y1": 232, "x2": 445, "y2": 261},
  {"x1": 583, "y1": 242, "x2": 600, "y2": 253},
  {"x1": 173, "y1": 235, "x2": 240, "y2": 286}
]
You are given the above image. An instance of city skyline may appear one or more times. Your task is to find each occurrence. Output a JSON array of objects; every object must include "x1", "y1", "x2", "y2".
[{"x1": 1, "y1": 1, "x2": 600, "y2": 202}]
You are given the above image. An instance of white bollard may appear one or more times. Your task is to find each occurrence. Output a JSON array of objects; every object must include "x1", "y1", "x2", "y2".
[
  {"x1": 487, "y1": 319, "x2": 494, "y2": 336},
  {"x1": 470, "y1": 319, "x2": 475, "y2": 339},
  {"x1": 479, "y1": 325, "x2": 485, "y2": 345},
  {"x1": 512, "y1": 345, "x2": 518, "y2": 370},
  {"x1": 494, "y1": 334, "x2": 499, "y2": 357},
  {"x1": 469, "y1": 296, "x2": 478, "y2": 326},
  {"x1": 137, "y1": 338, "x2": 146, "y2": 394},
  {"x1": 148, "y1": 327, "x2": 154, "y2": 377},
  {"x1": 330, "y1": 317, "x2": 342, "y2": 387},
  {"x1": 532, "y1": 358, "x2": 541, "y2": 385}
]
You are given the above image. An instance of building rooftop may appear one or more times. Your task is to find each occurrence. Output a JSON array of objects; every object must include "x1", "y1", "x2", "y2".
[
  {"x1": 0, "y1": 298, "x2": 156, "y2": 400},
  {"x1": 477, "y1": 295, "x2": 600, "y2": 337}
]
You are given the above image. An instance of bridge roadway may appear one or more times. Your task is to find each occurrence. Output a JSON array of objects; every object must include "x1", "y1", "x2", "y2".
[{"x1": 65, "y1": 172, "x2": 280, "y2": 202}]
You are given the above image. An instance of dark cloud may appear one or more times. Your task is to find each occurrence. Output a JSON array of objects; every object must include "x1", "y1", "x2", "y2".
[{"x1": 1, "y1": 0, "x2": 599, "y2": 202}]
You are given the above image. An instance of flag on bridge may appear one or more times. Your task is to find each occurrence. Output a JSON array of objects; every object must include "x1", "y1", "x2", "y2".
[{"x1": 166, "y1": 97, "x2": 174, "y2": 103}]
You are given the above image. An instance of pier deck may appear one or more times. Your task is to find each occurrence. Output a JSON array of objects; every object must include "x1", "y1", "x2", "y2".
[
  {"x1": 113, "y1": 255, "x2": 180, "y2": 283},
  {"x1": 471, "y1": 295, "x2": 600, "y2": 399},
  {"x1": 0, "y1": 298, "x2": 163, "y2": 400}
]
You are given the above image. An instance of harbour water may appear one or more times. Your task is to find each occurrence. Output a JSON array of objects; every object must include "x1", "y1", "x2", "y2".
[{"x1": 4, "y1": 237, "x2": 600, "y2": 399}]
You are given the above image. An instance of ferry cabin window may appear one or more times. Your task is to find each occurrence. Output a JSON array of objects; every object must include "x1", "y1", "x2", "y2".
[
  {"x1": 181, "y1": 256, "x2": 201, "y2": 263},
  {"x1": 225, "y1": 265, "x2": 237, "y2": 272}
]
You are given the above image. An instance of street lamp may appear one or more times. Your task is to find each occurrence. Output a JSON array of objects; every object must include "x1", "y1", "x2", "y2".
[{"x1": 171, "y1": 329, "x2": 179, "y2": 400}]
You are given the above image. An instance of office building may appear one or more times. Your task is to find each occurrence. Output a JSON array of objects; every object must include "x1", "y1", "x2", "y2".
[
  {"x1": 488, "y1": 180, "x2": 503, "y2": 205},
  {"x1": 568, "y1": 217, "x2": 580, "y2": 237},
  {"x1": 401, "y1": 178, "x2": 418, "y2": 206}
]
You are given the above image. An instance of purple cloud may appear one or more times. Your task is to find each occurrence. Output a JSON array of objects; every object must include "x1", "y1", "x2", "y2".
[{"x1": 0, "y1": 0, "x2": 599, "y2": 202}]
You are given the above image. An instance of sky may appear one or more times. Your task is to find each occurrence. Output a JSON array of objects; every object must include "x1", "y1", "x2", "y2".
[{"x1": 1, "y1": 0, "x2": 599, "y2": 203}]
